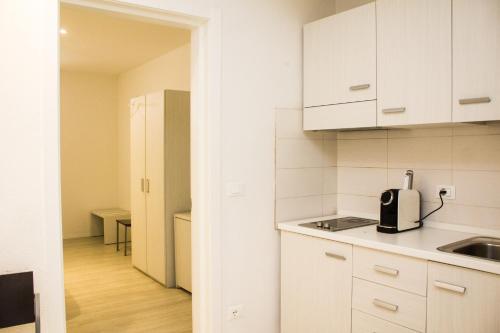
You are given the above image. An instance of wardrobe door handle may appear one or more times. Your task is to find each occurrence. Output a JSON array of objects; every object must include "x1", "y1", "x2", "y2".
[
  {"x1": 459, "y1": 97, "x2": 491, "y2": 105},
  {"x1": 141, "y1": 178, "x2": 145, "y2": 192},
  {"x1": 325, "y1": 252, "x2": 346, "y2": 261},
  {"x1": 145, "y1": 179, "x2": 150, "y2": 193},
  {"x1": 434, "y1": 280, "x2": 466, "y2": 294},
  {"x1": 374, "y1": 265, "x2": 399, "y2": 277},
  {"x1": 373, "y1": 298, "x2": 398, "y2": 312},
  {"x1": 350, "y1": 84, "x2": 370, "y2": 91},
  {"x1": 382, "y1": 107, "x2": 406, "y2": 114}
]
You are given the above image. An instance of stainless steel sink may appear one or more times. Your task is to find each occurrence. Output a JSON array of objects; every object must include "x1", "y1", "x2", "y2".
[{"x1": 438, "y1": 237, "x2": 500, "y2": 262}]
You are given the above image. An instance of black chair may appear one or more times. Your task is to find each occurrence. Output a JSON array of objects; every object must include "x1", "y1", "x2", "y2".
[{"x1": 0, "y1": 271, "x2": 39, "y2": 332}]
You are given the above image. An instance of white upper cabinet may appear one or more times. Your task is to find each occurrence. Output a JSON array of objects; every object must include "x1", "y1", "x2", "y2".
[
  {"x1": 377, "y1": 0, "x2": 452, "y2": 126},
  {"x1": 303, "y1": 3, "x2": 376, "y2": 108},
  {"x1": 453, "y1": 0, "x2": 500, "y2": 122}
]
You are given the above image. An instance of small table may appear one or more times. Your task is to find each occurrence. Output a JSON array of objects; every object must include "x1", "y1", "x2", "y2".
[
  {"x1": 91, "y1": 209, "x2": 130, "y2": 244},
  {"x1": 116, "y1": 219, "x2": 132, "y2": 256}
]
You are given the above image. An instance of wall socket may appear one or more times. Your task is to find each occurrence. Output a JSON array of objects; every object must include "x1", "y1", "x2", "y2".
[
  {"x1": 227, "y1": 304, "x2": 244, "y2": 321},
  {"x1": 436, "y1": 185, "x2": 455, "y2": 200}
]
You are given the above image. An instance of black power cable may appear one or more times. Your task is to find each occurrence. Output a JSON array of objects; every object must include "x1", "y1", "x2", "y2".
[{"x1": 415, "y1": 189, "x2": 447, "y2": 225}]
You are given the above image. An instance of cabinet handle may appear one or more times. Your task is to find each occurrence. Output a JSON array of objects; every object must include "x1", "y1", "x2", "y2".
[
  {"x1": 434, "y1": 280, "x2": 466, "y2": 294},
  {"x1": 141, "y1": 178, "x2": 145, "y2": 192},
  {"x1": 459, "y1": 97, "x2": 491, "y2": 105},
  {"x1": 325, "y1": 252, "x2": 346, "y2": 261},
  {"x1": 350, "y1": 84, "x2": 370, "y2": 91},
  {"x1": 374, "y1": 265, "x2": 399, "y2": 277},
  {"x1": 373, "y1": 298, "x2": 398, "y2": 312},
  {"x1": 382, "y1": 107, "x2": 406, "y2": 114},
  {"x1": 145, "y1": 179, "x2": 150, "y2": 193}
]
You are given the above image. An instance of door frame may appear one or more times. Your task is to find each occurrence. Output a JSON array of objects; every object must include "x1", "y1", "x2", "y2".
[{"x1": 55, "y1": 1, "x2": 222, "y2": 332}]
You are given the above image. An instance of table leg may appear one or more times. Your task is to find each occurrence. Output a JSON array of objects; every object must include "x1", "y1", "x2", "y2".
[
  {"x1": 124, "y1": 226, "x2": 128, "y2": 256},
  {"x1": 116, "y1": 222, "x2": 119, "y2": 251}
]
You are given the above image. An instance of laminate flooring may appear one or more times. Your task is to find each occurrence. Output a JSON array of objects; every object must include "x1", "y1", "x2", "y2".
[{"x1": 64, "y1": 237, "x2": 191, "y2": 333}]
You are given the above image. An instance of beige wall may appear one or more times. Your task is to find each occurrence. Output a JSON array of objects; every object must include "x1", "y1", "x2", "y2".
[
  {"x1": 117, "y1": 43, "x2": 190, "y2": 210},
  {"x1": 61, "y1": 71, "x2": 118, "y2": 238}
]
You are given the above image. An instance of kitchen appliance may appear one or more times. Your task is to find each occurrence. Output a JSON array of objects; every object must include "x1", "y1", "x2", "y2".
[
  {"x1": 377, "y1": 170, "x2": 421, "y2": 233},
  {"x1": 300, "y1": 216, "x2": 378, "y2": 232}
]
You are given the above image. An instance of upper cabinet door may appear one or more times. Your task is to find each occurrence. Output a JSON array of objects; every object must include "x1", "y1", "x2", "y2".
[
  {"x1": 453, "y1": 0, "x2": 500, "y2": 122},
  {"x1": 303, "y1": 3, "x2": 376, "y2": 108},
  {"x1": 377, "y1": 0, "x2": 452, "y2": 126}
]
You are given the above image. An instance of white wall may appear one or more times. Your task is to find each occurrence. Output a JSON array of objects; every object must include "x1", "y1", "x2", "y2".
[
  {"x1": 117, "y1": 43, "x2": 190, "y2": 210},
  {"x1": 0, "y1": 1, "x2": 66, "y2": 332},
  {"x1": 60, "y1": 71, "x2": 118, "y2": 239},
  {"x1": 216, "y1": 1, "x2": 334, "y2": 332}
]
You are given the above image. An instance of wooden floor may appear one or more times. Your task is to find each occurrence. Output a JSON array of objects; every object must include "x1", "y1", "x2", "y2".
[{"x1": 64, "y1": 237, "x2": 192, "y2": 333}]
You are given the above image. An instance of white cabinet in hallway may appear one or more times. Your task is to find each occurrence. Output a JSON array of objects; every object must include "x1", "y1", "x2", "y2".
[
  {"x1": 427, "y1": 261, "x2": 500, "y2": 333},
  {"x1": 281, "y1": 232, "x2": 352, "y2": 333},
  {"x1": 453, "y1": 0, "x2": 500, "y2": 122},
  {"x1": 303, "y1": 2, "x2": 376, "y2": 130},
  {"x1": 174, "y1": 212, "x2": 192, "y2": 292},
  {"x1": 130, "y1": 90, "x2": 191, "y2": 287},
  {"x1": 376, "y1": 0, "x2": 452, "y2": 126}
]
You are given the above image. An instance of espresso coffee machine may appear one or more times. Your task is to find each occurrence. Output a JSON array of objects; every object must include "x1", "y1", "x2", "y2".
[{"x1": 377, "y1": 170, "x2": 421, "y2": 233}]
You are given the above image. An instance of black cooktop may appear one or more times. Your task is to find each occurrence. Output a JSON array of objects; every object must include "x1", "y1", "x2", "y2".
[{"x1": 299, "y1": 216, "x2": 378, "y2": 232}]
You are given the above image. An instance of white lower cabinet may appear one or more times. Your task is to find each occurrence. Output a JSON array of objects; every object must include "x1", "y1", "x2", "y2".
[
  {"x1": 281, "y1": 232, "x2": 352, "y2": 333},
  {"x1": 281, "y1": 234, "x2": 500, "y2": 333},
  {"x1": 427, "y1": 261, "x2": 500, "y2": 333},
  {"x1": 352, "y1": 309, "x2": 418, "y2": 333}
]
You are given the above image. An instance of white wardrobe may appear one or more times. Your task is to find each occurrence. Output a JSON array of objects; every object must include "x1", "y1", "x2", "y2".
[{"x1": 130, "y1": 90, "x2": 191, "y2": 287}]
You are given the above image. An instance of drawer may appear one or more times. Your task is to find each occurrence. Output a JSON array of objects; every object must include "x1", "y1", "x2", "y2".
[
  {"x1": 303, "y1": 100, "x2": 376, "y2": 130},
  {"x1": 353, "y1": 246, "x2": 427, "y2": 296},
  {"x1": 352, "y1": 278, "x2": 426, "y2": 332},
  {"x1": 352, "y1": 309, "x2": 419, "y2": 333}
]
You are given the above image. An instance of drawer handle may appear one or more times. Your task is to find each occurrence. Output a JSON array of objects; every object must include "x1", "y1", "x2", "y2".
[
  {"x1": 382, "y1": 107, "x2": 406, "y2": 114},
  {"x1": 374, "y1": 265, "x2": 399, "y2": 277},
  {"x1": 459, "y1": 97, "x2": 491, "y2": 105},
  {"x1": 325, "y1": 252, "x2": 346, "y2": 261},
  {"x1": 373, "y1": 298, "x2": 398, "y2": 312},
  {"x1": 350, "y1": 84, "x2": 370, "y2": 91},
  {"x1": 434, "y1": 280, "x2": 466, "y2": 294}
]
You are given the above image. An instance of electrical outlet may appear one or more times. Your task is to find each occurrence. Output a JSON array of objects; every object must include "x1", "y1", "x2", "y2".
[
  {"x1": 436, "y1": 185, "x2": 455, "y2": 200},
  {"x1": 227, "y1": 304, "x2": 244, "y2": 321}
]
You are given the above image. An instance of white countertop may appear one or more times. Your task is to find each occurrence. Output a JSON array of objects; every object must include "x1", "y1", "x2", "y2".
[{"x1": 278, "y1": 215, "x2": 500, "y2": 275}]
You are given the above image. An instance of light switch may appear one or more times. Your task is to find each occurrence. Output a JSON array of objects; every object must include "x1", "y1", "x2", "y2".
[{"x1": 226, "y1": 182, "x2": 245, "y2": 197}]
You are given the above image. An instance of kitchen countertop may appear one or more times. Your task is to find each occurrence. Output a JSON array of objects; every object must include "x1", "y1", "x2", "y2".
[{"x1": 278, "y1": 215, "x2": 500, "y2": 275}]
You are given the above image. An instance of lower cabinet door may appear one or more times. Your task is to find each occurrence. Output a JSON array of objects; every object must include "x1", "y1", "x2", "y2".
[
  {"x1": 281, "y1": 232, "x2": 352, "y2": 333},
  {"x1": 427, "y1": 261, "x2": 500, "y2": 333}
]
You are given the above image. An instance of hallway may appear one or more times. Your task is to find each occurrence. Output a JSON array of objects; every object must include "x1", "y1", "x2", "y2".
[{"x1": 64, "y1": 237, "x2": 192, "y2": 333}]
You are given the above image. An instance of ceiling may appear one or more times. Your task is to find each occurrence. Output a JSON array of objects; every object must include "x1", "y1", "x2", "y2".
[{"x1": 60, "y1": 4, "x2": 190, "y2": 74}]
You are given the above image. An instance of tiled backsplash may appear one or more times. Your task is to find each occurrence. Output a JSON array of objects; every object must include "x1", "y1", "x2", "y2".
[
  {"x1": 275, "y1": 108, "x2": 337, "y2": 222},
  {"x1": 275, "y1": 108, "x2": 500, "y2": 231}
]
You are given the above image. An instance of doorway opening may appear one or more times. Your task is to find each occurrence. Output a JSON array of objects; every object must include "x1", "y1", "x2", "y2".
[{"x1": 59, "y1": 3, "x2": 201, "y2": 332}]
